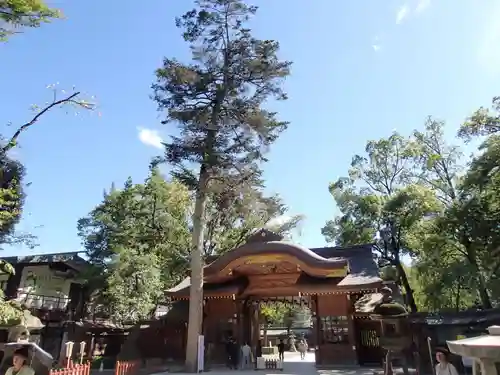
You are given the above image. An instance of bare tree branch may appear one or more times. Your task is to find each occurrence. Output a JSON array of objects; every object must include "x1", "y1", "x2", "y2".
[{"x1": 1, "y1": 91, "x2": 95, "y2": 154}]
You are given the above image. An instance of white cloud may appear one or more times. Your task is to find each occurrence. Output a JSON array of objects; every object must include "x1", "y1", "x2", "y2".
[
  {"x1": 372, "y1": 36, "x2": 382, "y2": 52},
  {"x1": 415, "y1": 0, "x2": 431, "y2": 14},
  {"x1": 137, "y1": 127, "x2": 164, "y2": 149},
  {"x1": 371, "y1": 35, "x2": 382, "y2": 52},
  {"x1": 395, "y1": 0, "x2": 430, "y2": 24},
  {"x1": 396, "y1": 5, "x2": 409, "y2": 24}
]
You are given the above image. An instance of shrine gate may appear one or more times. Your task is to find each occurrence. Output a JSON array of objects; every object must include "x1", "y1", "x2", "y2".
[{"x1": 166, "y1": 229, "x2": 384, "y2": 366}]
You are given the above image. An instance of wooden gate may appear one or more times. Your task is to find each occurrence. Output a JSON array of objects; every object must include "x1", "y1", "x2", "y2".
[{"x1": 355, "y1": 318, "x2": 383, "y2": 365}]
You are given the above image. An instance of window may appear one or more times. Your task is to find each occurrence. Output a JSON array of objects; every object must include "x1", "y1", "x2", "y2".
[{"x1": 320, "y1": 316, "x2": 349, "y2": 344}]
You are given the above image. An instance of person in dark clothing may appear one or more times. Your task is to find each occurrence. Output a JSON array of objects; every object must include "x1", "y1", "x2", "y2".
[
  {"x1": 278, "y1": 339, "x2": 285, "y2": 362},
  {"x1": 255, "y1": 340, "x2": 263, "y2": 369},
  {"x1": 256, "y1": 340, "x2": 263, "y2": 357},
  {"x1": 226, "y1": 337, "x2": 234, "y2": 369},
  {"x1": 230, "y1": 340, "x2": 240, "y2": 369}
]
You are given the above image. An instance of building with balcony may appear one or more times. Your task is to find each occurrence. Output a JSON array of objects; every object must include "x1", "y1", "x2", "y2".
[
  {"x1": 1, "y1": 252, "x2": 89, "y2": 320},
  {"x1": 0, "y1": 252, "x2": 90, "y2": 358}
]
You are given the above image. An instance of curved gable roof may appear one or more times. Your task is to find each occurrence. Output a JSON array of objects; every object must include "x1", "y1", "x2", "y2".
[{"x1": 204, "y1": 240, "x2": 347, "y2": 276}]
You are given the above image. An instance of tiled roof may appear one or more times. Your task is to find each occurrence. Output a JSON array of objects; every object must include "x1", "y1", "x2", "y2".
[
  {"x1": 167, "y1": 243, "x2": 382, "y2": 295},
  {"x1": 1, "y1": 252, "x2": 89, "y2": 271},
  {"x1": 310, "y1": 244, "x2": 381, "y2": 287}
]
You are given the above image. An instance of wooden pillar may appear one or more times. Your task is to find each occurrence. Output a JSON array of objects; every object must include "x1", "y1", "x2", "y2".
[
  {"x1": 346, "y1": 294, "x2": 358, "y2": 364},
  {"x1": 251, "y1": 303, "x2": 260, "y2": 357},
  {"x1": 314, "y1": 295, "x2": 321, "y2": 365},
  {"x1": 202, "y1": 298, "x2": 207, "y2": 337},
  {"x1": 231, "y1": 298, "x2": 238, "y2": 339},
  {"x1": 236, "y1": 299, "x2": 243, "y2": 345}
]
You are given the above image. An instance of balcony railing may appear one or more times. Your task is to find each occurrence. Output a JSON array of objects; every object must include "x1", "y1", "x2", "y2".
[{"x1": 18, "y1": 293, "x2": 70, "y2": 310}]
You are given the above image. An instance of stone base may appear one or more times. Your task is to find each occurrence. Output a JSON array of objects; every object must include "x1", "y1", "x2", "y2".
[{"x1": 262, "y1": 347, "x2": 278, "y2": 355}]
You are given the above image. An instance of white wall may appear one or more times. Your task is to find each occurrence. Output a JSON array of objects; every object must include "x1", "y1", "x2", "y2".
[{"x1": 16, "y1": 265, "x2": 78, "y2": 310}]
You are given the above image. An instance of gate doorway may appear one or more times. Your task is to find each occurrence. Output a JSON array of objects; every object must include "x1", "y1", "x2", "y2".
[
  {"x1": 239, "y1": 296, "x2": 313, "y2": 351},
  {"x1": 355, "y1": 318, "x2": 383, "y2": 365}
]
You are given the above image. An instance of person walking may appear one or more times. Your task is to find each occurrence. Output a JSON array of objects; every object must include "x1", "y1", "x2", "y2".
[
  {"x1": 254, "y1": 340, "x2": 263, "y2": 370},
  {"x1": 297, "y1": 340, "x2": 308, "y2": 360},
  {"x1": 277, "y1": 339, "x2": 285, "y2": 362},
  {"x1": 230, "y1": 339, "x2": 239, "y2": 370},
  {"x1": 225, "y1": 337, "x2": 235, "y2": 369},
  {"x1": 241, "y1": 342, "x2": 252, "y2": 369}
]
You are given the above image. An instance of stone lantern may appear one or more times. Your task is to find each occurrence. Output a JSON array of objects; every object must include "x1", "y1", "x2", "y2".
[
  {"x1": 370, "y1": 287, "x2": 412, "y2": 375},
  {"x1": 447, "y1": 325, "x2": 500, "y2": 375}
]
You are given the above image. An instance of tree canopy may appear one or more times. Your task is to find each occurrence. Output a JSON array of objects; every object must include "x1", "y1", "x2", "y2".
[
  {"x1": 324, "y1": 99, "x2": 500, "y2": 311},
  {"x1": 78, "y1": 168, "x2": 191, "y2": 323},
  {"x1": 0, "y1": 0, "x2": 60, "y2": 40}
]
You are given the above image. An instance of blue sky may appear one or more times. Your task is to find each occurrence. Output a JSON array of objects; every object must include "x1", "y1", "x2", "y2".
[{"x1": 1, "y1": 0, "x2": 500, "y2": 256}]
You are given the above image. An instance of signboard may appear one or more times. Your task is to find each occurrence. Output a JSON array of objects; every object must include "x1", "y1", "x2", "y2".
[{"x1": 197, "y1": 335, "x2": 204, "y2": 373}]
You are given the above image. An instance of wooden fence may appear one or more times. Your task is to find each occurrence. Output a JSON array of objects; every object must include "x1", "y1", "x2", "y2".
[
  {"x1": 49, "y1": 360, "x2": 140, "y2": 375},
  {"x1": 115, "y1": 360, "x2": 140, "y2": 375},
  {"x1": 50, "y1": 362, "x2": 90, "y2": 375}
]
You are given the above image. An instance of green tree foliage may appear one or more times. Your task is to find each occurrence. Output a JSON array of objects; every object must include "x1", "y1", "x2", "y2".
[
  {"x1": 78, "y1": 167, "x2": 191, "y2": 324},
  {"x1": 260, "y1": 301, "x2": 307, "y2": 343},
  {"x1": 0, "y1": 154, "x2": 25, "y2": 246},
  {"x1": 408, "y1": 120, "x2": 494, "y2": 309},
  {"x1": 328, "y1": 103, "x2": 500, "y2": 312},
  {"x1": 0, "y1": 0, "x2": 60, "y2": 40},
  {"x1": 458, "y1": 97, "x2": 500, "y2": 140},
  {"x1": 322, "y1": 133, "x2": 441, "y2": 312},
  {"x1": 457, "y1": 135, "x2": 500, "y2": 304},
  {"x1": 0, "y1": 260, "x2": 22, "y2": 324},
  {"x1": 152, "y1": 0, "x2": 291, "y2": 369},
  {"x1": 203, "y1": 169, "x2": 303, "y2": 257}
]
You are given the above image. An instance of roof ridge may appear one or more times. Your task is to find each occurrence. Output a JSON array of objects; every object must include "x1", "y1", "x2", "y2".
[{"x1": 310, "y1": 243, "x2": 374, "y2": 251}]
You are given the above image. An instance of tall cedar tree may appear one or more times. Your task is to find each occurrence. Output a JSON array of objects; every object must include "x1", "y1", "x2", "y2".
[
  {"x1": 203, "y1": 168, "x2": 302, "y2": 257},
  {"x1": 152, "y1": 0, "x2": 291, "y2": 370}
]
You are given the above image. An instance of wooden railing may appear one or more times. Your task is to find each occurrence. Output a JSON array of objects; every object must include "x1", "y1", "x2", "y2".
[
  {"x1": 115, "y1": 360, "x2": 140, "y2": 375},
  {"x1": 50, "y1": 362, "x2": 90, "y2": 375},
  {"x1": 20, "y1": 293, "x2": 70, "y2": 310}
]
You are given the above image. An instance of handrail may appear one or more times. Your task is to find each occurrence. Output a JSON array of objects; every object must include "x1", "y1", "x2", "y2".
[{"x1": 19, "y1": 293, "x2": 70, "y2": 310}]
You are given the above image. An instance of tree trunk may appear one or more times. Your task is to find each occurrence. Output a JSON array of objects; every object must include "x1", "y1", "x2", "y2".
[
  {"x1": 395, "y1": 261, "x2": 418, "y2": 313},
  {"x1": 463, "y1": 240, "x2": 492, "y2": 309},
  {"x1": 185, "y1": 167, "x2": 210, "y2": 372},
  {"x1": 472, "y1": 266, "x2": 492, "y2": 309},
  {"x1": 454, "y1": 282, "x2": 461, "y2": 312},
  {"x1": 263, "y1": 322, "x2": 268, "y2": 346}
]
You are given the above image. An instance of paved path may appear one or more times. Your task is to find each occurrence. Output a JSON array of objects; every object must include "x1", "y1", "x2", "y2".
[
  {"x1": 279, "y1": 351, "x2": 317, "y2": 375},
  {"x1": 150, "y1": 351, "x2": 376, "y2": 375}
]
